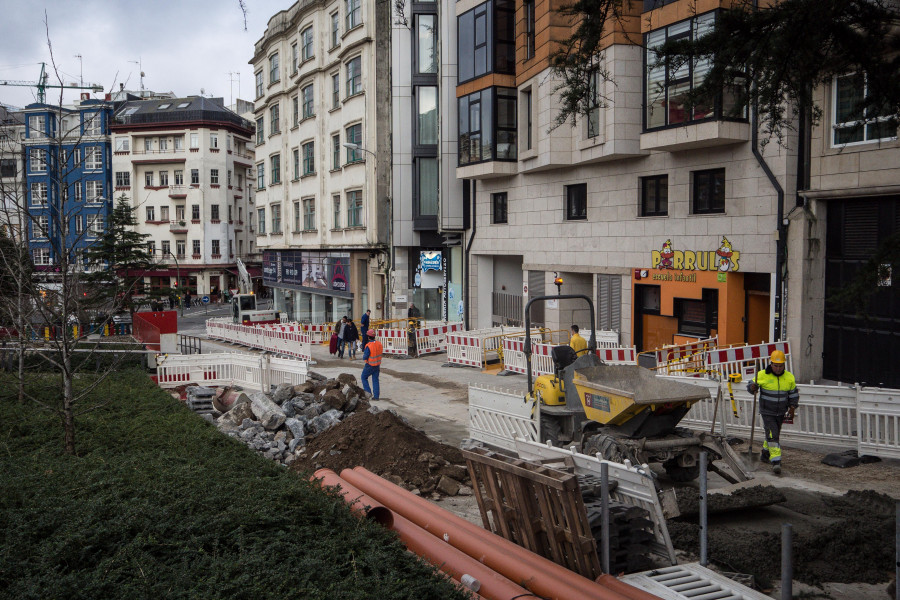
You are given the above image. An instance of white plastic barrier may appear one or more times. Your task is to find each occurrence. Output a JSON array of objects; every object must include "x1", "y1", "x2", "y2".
[
  {"x1": 595, "y1": 346, "x2": 638, "y2": 365},
  {"x1": 205, "y1": 319, "x2": 312, "y2": 360},
  {"x1": 468, "y1": 384, "x2": 539, "y2": 451},
  {"x1": 156, "y1": 352, "x2": 307, "y2": 391},
  {"x1": 415, "y1": 322, "x2": 463, "y2": 356},
  {"x1": 858, "y1": 388, "x2": 900, "y2": 459},
  {"x1": 303, "y1": 323, "x2": 331, "y2": 344},
  {"x1": 581, "y1": 329, "x2": 621, "y2": 348},
  {"x1": 654, "y1": 336, "x2": 718, "y2": 376},
  {"x1": 374, "y1": 328, "x2": 409, "y2": 356},
  {"x1": 448, "y1": 327, "x2": 546, "y2": 369},
  {"x1": 704, "y1": 340, "x2": 792, "y2": 380}
]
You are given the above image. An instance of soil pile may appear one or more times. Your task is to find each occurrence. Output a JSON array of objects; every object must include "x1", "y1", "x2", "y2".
[
  {"x1": 290, "y1": 409, "x2": 470, "y2": 495},
  {"x1": 668, "y1": 488, "x2": 896, "y2": 588}
]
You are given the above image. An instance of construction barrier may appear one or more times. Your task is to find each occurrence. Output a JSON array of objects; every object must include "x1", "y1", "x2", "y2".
[
  {"x1": 595, "y1": 347, "x2": 638, "y2": 365},
  {"x1": 857, "y1": 387, "x2": 900, "y2": 459},
  {"x1": 206, "y1": 318, "x2": 311, "y2": 360},
  {"x1": 468, "y1": 384, "x2": 540, "y2": 451},
  {"x1": 653, "y1": 336, "x2": 718, "y2": 376},
  {"x1": 704, "y1": 340, "x2": 792, "y2": 380},
  {"x1": 303, "y1": 323, "x2": 331, "y2": 344},
  {"x1": 447, "y1": 326, "x2": 546, "y2": 369},
  {"x1": 414, "y1": 322, "x2": 464, "y2": 356},
  {"x1": 156, "y1": 352, "x2": 307, "y2": 391},
  {"x1": 580, "y1": 329, "x2": 621, "y2": 348},
  {"x1": 373, "y1": 328, "x2": 409, "y2": 356}
]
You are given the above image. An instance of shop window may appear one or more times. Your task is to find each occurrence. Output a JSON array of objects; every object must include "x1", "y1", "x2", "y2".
[
  {"x1": 692, "y1": 168, "x2": 725, "y2": 214},
  {"x1": 676, "y1": 289, "x2": 718, "y2": 337}
]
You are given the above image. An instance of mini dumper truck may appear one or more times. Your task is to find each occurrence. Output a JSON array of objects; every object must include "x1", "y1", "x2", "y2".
[{"x1": 525, "y1": 294, "x2": 751, "y2": 484}]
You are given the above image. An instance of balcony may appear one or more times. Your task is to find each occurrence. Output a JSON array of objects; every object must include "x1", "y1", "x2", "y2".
[
  {"x1": 169, "y1": 220, "x2": 189, "y2": 233},
  {"x1": 640, "y1": 120, "x2": 750, "y2": 152},
  {"x1": 168, "y1": 185, "x2": 187, "y2": 198}
]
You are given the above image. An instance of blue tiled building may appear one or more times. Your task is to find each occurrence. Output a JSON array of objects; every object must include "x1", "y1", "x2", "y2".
[{"x1": 23, "y1": 99, "x2": 115, "y2": 272}]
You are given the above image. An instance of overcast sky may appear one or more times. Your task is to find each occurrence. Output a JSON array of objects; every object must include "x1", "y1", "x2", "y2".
[{"x1": 0, "y1": 0, "x2": 290, "y2": 110}]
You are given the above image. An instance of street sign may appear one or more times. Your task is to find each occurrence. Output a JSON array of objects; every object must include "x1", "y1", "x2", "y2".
[{"x1": 201, "y1": 296, "x2": 210, "y2": 304}]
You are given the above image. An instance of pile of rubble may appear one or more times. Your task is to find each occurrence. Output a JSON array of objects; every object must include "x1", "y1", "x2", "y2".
[{"x1": 197, "y1": 371, "x2": 372, "y2": 466}]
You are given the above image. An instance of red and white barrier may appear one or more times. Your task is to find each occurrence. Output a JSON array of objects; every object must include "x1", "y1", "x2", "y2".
[
  {"x1": 303, "y1": 323, "x2": 331, "y2": 344},
  {"x1": 374, "y1": 328, "x2": 409, "y2": 356},
  {"x1": 595, "y1": 347, "x2": 638, "y2": 365},
  {"x1": 415, "y1": 322, "x2": 464, "y2": 356},
  {"x1": 654, "y1": 337, "x2": 718, "y2": 376},
  {"x1": 705, "y1": 340, "x2": 791, "y2": 380},
  {"x1": 205, "y1": 318, "x2": 312, "y2": 360}
]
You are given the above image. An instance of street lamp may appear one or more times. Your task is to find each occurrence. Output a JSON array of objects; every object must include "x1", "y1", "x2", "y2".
[
  {"x1": 342, "y1": 142, "x2": 377, "y2": 160},
  {"x1": 167, "y1": 250, "x2": 183, "y2": 317}
]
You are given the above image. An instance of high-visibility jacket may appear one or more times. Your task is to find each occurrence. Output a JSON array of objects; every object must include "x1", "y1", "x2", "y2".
[
  {"x1": 364, "y1": 340, "x2": 383, "y2": 367},
  {"x1": 750, "y1": 367, "x2": 799, "y2": 416},
  {"x1": 570, "y1": 333, "x2": 587, "y2": 354}
]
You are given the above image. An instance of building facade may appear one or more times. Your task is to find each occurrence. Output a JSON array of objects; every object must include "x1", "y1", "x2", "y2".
[
  {"x1": 250, "y1": 0, "x2": 391, "y2": 323},
  {"x1": 0, "y1": 105, "x2": 26, "y2": 240},
  {"x1": 22, "y1": 99, "x2": 114, "y2": 275},
  {"x1": 110, "y1": 97, "x2": 256, "y2": 298}
]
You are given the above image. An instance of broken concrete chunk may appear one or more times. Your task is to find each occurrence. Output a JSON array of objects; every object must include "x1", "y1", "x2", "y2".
[
  {"x1": 272, "y1": 383, "x2": 294, "y2": 405},
  {"x1": 284, "y1": 417, "x2": 306, "y2": 440},
  {"x1": 250, "y1": 392, "x2": 287, "y2": 430},
  {"x1": 436, "y1": 476, "x2": 461, "y2": 496}
]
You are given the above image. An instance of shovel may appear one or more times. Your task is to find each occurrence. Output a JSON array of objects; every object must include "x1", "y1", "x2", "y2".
[{"x1": 747, "y1": 372, "x2": 759, "y2": 459}]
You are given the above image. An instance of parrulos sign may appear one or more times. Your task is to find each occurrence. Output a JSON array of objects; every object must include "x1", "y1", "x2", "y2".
[{"x1": 651, "y1": 236, "x2": 740, "y2": 272}]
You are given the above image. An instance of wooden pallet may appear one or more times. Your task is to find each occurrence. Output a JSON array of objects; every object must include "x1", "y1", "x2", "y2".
[{"x1": 462, "y1": 447, "x2": 602, "y2": 580}]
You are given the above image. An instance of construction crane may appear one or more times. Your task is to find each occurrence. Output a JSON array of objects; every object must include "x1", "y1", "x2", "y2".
[{"x1": 0, "y1": 62, "x2": 103, "y2": 104}]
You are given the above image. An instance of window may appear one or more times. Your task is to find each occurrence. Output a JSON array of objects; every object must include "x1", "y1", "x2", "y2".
[
  {"x1": 210, "y1": 134, "x2": 218, "y2": 149},
  {"x1": 641, "y1": 175, "x2": 668, "y2": 217},
  {"x1": 346, "y1": 0, "x2": 361, "y2": 30},
  {"x1": 161, "y1": 240, "x2": 170, "y2": 256},
  {"x1": 175, "y1": 136, "x2": 184, "y2": 150},
  {"x1": 332, "y1": 73, "x2": 340, "y2": 108},
  {"x1": 160, "y1": 206, "x2": 170, "y2": 221},
  {"x1": 226, "y1": 205, "x2": 231, "y2": 222},
  {"x1": 293, "y1": 200, "x2": 301, "y2": 231},
  {"x1": 116, "y1": 172, "x2": 130, "y2": 187},
  {"x1": 191, "y1": 169, "x2": 200, "y2": 185},
  {"x1": 417, "y1": 14, "x2": 437, "y2": 74},
  {"x1": 271, "y1": 155, "x2": 281, "y2": 184},
  {"x1": 333, "y1": 194, "x2": 341, "y2": 228},
  {"x1": 33, "y1": 248, "x2": 51, "y2": 266},
  {"x1": 175, "y1": 170, "x2": 184, "y2": 185},
  {"x1": 146, "y1": 206, "x2": 156, "y2": 222},
  {"x1": 33, "y1": 216, "x2": 48, "y2": 239},
  {"x1": 269, "y1": 53, "x2": 280, "y2": 84},
  {"x1": 302, "y1": 26, "x2": 314, "y2": 60},
  {"x1": 347, "y1": 190, "x2": 363, "y2": 226},
  {"x1": 458, "y1": 87, "x2": 517, "y2": 165},
  {"x1": 332, "y1": 134, "x2": 341, "y2": 169},
  {"x1": 148, "y1": 241, "x2": 156, "y2": 256},
  {"x1": 492, "y1": 192, "x2": 508, "y2": 224},
  {"x1": 176, "y1": 240, "x2": 186, "y2": 259},
  {"x1": 193, "y1": 239, "x2": 201, "y2": 256},
  {"x1": 74, "y1": 215, "x2": 83, "y2": 234},
  {"x1": 83, "y1": 112, "x2": 102, "y2": 135},
  {"x1": 211, "y1": 205, "x2": 220, "y2": 221},
  {"x1": 292, "y1": 96, "x2": 299, "y2": 126},
  {"x1": 302, "y1": 85, "x2": 314, "y2": 118},
  {"x1": 644, "y1": 12, "x2": 741, "y2": 130},
  {"x1": 29, "y1": 148, "x2": 46, "y2": 173},
  {"x1": 293, "y1": 148, "x2": 300, "y2": 179},
  {"x1": 28, "y1": 115, "x2": 46, "y2": 136},
  {"x1": 303, "y1": 198, "x2": 316, "y2": 230},
  {"x1": 257, "y1": 208, "x2": 266, "y2": 234},
  {"x1": 346, "y1": 124, "x2": 362, "y2": 162},
  {"x1": 417, "y1": 158, "x2": 438, "y2": 217},
  {"x1": 159, "y1": 137, "x2": 168, "y2": 151},
  {"x1": 331, "y1": 12, "x2": 340, "y2": 47},
  {"x1": 270, "y1": 104, "x2": 280, "y2": 134},
  {"x1": 587, "y1": 70, "x2": 601, "y2": 138},
  {"x1": 87, "y1": 214, "x2": 104, "y2": 236},
  {"x1": 257, "y1": 163, "x2": 265, "y2": 189},
  {"x1": 192, "y1": 204, "x2": 200, "y2": 220},
  {"x1": 31, "y1": 182, "x2": 47, "y2": 206},
  {"x1": 84, "y1": 147, "x2": 102, "y2": 170},
  {"x1": 417, "y1": 86, "x2": 438, "y2": 145},
  {"x1": 146, "y1": 172, "x2": 155, "y2": 187},
  {"x1": 176, "y1": 205, "x2": 185, "y2": 221},
  {"x1": 73, "y1": 183, "x2": 82, "y2": 203},
  {"x1": 832, "y1": 73, "x2": 898, "y2": 146},
  {"x1": 522, "y1": 89, "x2": 533, "y2": 150},
  {"x1": 190, "y1": 133, "x2": 199, "y2": 148},
  {"x1": 457, "y1": 0, "x2": 515, "y2": 83},
  {"x1": 256, "y1": 117, "x2": 264, "y2": 144},
  {"x1": 210, "y1": 169, "x2": 219, "y2": 185},
  {"x1": 292, "y1": 43, "x2": 299, "y2": 73},
  {"x1": 524, "y1": 0, "x2": 535, "y2": 59},
  {"x1": 346, "y1": 57, "x2": 362, "y2": 96},
  {"x1": 272, "y1": 204, "x2": 282, "y2": 233},
  {"x1": 115, "y1": 137, "x2": 130, "y2": 152},
  {"x1": 158, "y1": 171, "x2": 168, "y2": 186},
  {"x1": 212, "y1": 239, "x2": 220, "y2": 256},
  {"x1": 692, "y1": 168, "x2": 725, "y2": 214},
  {"x1": 565, "y1": 183, "x2": 587, "y2": 220},
  {"x1": 302, "y1": 142, "x2": 315, "y2": 175},
  {"x1": 255, "y1": 70, "x2": 264, "y2": 97},
  {"x1": 86, "y1": 181, "x2": 104, "y2": 203},
  {"x1": 227, "y1": 170, "x2": 232, "y2": 186}
]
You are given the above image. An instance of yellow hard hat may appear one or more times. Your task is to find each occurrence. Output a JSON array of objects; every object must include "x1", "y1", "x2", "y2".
[{"x1": 770, "y1": 350, "x2": 786, "y2": 364}]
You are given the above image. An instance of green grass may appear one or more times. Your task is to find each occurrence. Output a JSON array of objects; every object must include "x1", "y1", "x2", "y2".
[{"x1": 0, "y1": 371, "x2": 471, "y2": 600}]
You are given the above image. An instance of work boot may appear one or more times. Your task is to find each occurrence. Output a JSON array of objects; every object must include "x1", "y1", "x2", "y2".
[{"x1": 772, "y1": 462, "x2": 781, "y2": 475}]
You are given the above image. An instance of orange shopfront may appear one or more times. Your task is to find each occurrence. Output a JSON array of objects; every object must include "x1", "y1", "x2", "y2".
[{"x1": 632, "y1": 238, "x2": 771, "y2": 353}]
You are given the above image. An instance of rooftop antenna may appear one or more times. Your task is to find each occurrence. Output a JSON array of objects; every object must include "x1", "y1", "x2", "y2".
[
  {"x1": 129, "y1": 58, "x2": 145, "y2": 95},
  {"x1": 227, "y1": 71, "x2": 241, "y2": 106},
  {"x1": 74, "y1": 54, "x2": 83, "y2": 87}
]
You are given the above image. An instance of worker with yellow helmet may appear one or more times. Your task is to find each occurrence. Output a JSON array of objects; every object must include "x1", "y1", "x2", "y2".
[{"x1": 747, "y1": 349, "x2": 799, "y2": 474}]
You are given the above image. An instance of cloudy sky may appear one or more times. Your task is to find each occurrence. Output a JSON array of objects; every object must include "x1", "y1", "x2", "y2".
[{"x1": 0, "y1": 0, "x2": 290, "y2": 109}]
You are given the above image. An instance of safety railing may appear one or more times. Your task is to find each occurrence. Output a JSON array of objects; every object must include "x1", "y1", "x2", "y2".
[
  {"x1": 652, "y1": 336, "x2": 718, "y2": 376},
  {"x1": 448, "y1": 326, "x2": 546, "y2": 369},
  {"x1": 206, "y1": 318, "x2": 311, "y2": 360},
  {"x1": 156, "y1": 352, "x2": 307, "y2": 391},
  {"x1": 468, "y1": 384, "x2": 540, "y2": 451},
  {"x1": 415, "y1": 322, "x2": 464, "y2": 356}
]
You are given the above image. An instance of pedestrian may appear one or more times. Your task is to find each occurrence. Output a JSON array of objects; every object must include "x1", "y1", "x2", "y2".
[
  {"x1": 337, "y1": 316, "x2": 349, "y2": 358},
  {"x1": 344, "y1": 318, "x2": 359, "y2": 359},
  {"x1": 185, "y1": 290, "x2": 192, "y2": 309},
  {"x1": 747, "y1": 350, "x2": 799, "y2": 474},
  {"x1": 361, "y1": 328, "x2": 383, "y2": 399},
  {"x1": 361, "y1": 309, "x2": 371, "y2": 346},
  {"x1": 569, "y1": 324, "x2": 587, "y2": 355},
  {"x1": 168, "y1": 294, "x2": 174, "y2": 310},
  {"x1": 407, "y1": 302, "x2": 422, "y2": 356}
]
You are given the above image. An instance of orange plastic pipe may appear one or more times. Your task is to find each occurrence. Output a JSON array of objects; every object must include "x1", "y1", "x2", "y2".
[
  {"x1": 596, "y1": 575, "x2": 665, "y2": 600},
  {"x1": 312, "y1": 468, "x2": 393, "y2": 527},
  {"x1": 342, "y1": 467, "x2": 646, "y2": 600}
]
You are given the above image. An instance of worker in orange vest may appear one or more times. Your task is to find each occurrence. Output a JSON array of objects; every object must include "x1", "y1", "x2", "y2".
[{"x1": 361, "y1": 328, "x2": 383, "y2": 399}]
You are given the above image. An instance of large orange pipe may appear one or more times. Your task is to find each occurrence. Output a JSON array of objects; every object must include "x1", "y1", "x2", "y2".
[
  {"x1": 596, "y1": 575, "x2": 664, "y2": 600},
  {"x1": 314, "y1": 469, "x2": 510, "y2": 600},
  {"x1": 342, "y1": 467, "x2": 649, "y2": 600},
  {"x1": 312, "y1": 468, "x2": 393, "y2": 527}
]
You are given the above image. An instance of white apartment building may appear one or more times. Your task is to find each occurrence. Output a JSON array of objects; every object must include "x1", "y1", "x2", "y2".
[
  {"x1": 251, "y1": 0, "x2": 391, "y2": 322},
  {"x1": 0, "y1": 105, "x2": 26, "y2": 240},
  {"x1": 111, "y1": 97, "x2": 257, "y2": 298}
]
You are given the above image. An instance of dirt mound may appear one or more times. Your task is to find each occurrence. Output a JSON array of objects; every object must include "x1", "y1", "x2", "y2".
[
  {"x1": 290, "y1": 409, "x2": 468, "y2": 495},
  {"x1": 668, "y1": 488, "x2": 896, "y2": 587}
]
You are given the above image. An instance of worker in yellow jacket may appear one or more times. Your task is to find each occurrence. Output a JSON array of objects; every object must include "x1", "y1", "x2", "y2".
[
  {"x1": 747, "y1": 350, "x2": 799, "y2": 474},
  {"x1": 569, "y1": 324, "x2": 588, "y2": 355}
]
